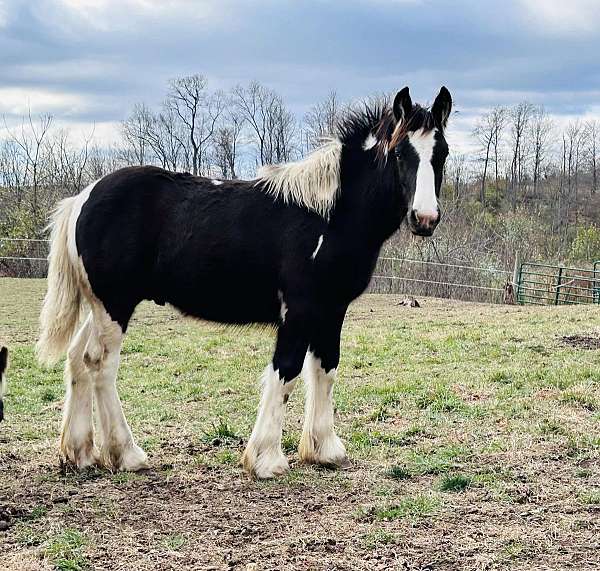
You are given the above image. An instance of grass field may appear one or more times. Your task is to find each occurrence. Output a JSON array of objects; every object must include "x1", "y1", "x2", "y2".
[{"x1": 1, "y1": 278, "x2": 600, "y2": 570}]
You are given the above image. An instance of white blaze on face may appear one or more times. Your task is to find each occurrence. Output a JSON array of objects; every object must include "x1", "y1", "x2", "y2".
[{"x1": 408, "y1": 129, "x2": 438, "y2": 218}]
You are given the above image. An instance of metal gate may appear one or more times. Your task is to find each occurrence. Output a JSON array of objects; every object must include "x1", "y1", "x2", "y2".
[{"x1": 517, "y1": 261, "x2": 600, "y2": 306}]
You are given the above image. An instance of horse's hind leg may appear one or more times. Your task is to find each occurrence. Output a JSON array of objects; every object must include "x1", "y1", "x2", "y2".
[
  {"x1": 87, "y1": 304, "x2": 148, "y2": 472},
  {"x1": 61, "y1": 313, "x2": 98, "y2": 468}
]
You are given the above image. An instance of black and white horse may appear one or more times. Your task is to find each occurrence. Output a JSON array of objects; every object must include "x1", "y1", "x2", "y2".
[{"x1": 37, "y1": 86, "x2": 452, "y2": 478}]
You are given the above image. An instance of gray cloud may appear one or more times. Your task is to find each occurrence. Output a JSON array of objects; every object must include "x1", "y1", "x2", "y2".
[{"x1": 0, "y1": 0, "x2": 599, "y2": 146}]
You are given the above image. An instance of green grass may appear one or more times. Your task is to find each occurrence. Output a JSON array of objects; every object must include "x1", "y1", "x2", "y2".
[
  {"x1": 372, "y1": 493, "x2": 441, "y2": 521},
  {"x1": 579, "y1": 491, "x2": 600, "y2": 505},
  {"x1": 439, "y1": 473, "x2": 472, "y2": 492},
  {"x1": 1, "y1": 279, "x2": 600, "y2": 568},
  {"x1": 161, "y1": 533, "x2": 186, "y2": 551},
  {"x1": 201, "y1": 417, "x2": 240, "y2": 443},
  {"x1": 385, "y1": 465, "x2": 412, "y2": 480},
  {"x1": 44, "y1": 529, "x2": 88, "y2": 571},
  {"x1": 362, "y1": 529, "x2": 398, "y2": 548}
]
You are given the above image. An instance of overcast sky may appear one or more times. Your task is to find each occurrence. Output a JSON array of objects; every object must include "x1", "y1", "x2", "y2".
[{"x1": 1, "y1": 0, "x2": 599, "y2": 153}]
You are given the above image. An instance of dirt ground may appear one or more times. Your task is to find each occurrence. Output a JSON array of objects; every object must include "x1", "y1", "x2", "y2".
[{"x1": 1, "y1": 279, "x2": 600, "y2": 570}]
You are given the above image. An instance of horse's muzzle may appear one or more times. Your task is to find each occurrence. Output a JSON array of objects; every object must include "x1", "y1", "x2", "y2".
[{"x1": 408, "y1": 208, "x2": 440, "y2": 237}]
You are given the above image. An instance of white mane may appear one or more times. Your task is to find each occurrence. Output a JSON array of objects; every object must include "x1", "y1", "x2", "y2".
[{"x1": 256, "y1": 139, "x2": 342, "y2": 218}]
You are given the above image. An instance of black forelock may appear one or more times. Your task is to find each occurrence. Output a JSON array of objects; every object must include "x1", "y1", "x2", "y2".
[
  {"x1": 336, "y1": 97, "x2": 438, "y2": 151},
  {"x1": 336, "y1": 99, "x2": 388, "y2": 148},
  {"x1": 404, "y1": 105, "x2": 436, "y2": 134}
]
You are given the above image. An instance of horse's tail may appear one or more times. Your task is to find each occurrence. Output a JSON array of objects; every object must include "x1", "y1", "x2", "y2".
[{"x1": 36, "y1": 197, "x2": 83, "y2": 366}]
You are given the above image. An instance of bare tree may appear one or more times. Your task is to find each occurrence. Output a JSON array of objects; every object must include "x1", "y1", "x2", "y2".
[
  {"x1": 585, "y1": 120, "x2": 599, "y2": 194},
  {"x1": 446, "y1": 153, "x2": 469, "y2": 202},
  {"x1": 3, "y1": 111, "x2": 53, "y2": 222},
  {"x1": 473, "y1": 112, "x2": 494, "y2": 205},
  {"x1": 529, "y1": 106, "x2": 553, "y2": 194},
  {"x1": 508, "y1": 102, "x2": 535, "y2": 210},
  {"x1": 232, "y1": 81, "x2": 297, "y2": 167},
  {"x1": 213, "y1": 108, "x2": 244, "y2": 179},
  {"x1": 166, "y1": 74, "x2": 224, "y2": 175},
  {"x1": 303, "y1": 90, "x2": 342, "y2": 150},
  {"x1": 564, "y1": 121, "x2": 584, "y2": 225},
  {"x1": 121, "y1": 103, "x2": 153, "y2": 166},
  {"x1": 155, "y1": 107, "x2": 189, "y2": 171},
  {"x1": 489, "y1": 107, "x2": 507, "y2": 196}
]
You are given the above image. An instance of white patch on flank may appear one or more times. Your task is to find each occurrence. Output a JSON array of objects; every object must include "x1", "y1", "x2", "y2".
[
  {"x1": 211, "y1": 179, "x2": 223, "y2": 186},
  {"x1": 299, "y1": 352, "x2": 347, "y2": 466},
  {"x1": 242, "y1": 365, "x2": 298, "y2": 478},
  {"x1": 311, "y1": 234, "x2": 324, "y2": 260},
  {"x1": 408, "y1": 130, "x2": 438, "y2": 217},
  {"x1": 277, "y1": 290, "x2": 288, "y2": 323},
  {"x1": 256, "y1": 138, "x2": 342, "y2": 218},
  {"x1": 362, "y1": 133, "x2": 377, "y2": 150},
  {"x1": 66, "y1": 180, "x2": 97, "y2": 263}
]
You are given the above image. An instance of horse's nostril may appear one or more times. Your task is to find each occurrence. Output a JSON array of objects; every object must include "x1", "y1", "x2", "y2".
[{"x1": 412, "y1": 210, "x2": 439, "y2": 228}]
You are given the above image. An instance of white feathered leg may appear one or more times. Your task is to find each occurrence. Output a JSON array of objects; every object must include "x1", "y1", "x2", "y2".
[{"x1": 299, "y1": 351, "x2": 347, "y2": 467}]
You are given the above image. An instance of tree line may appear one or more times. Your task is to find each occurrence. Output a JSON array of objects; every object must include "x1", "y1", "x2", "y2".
[{"x1": 1, "y1": 73, "x2": 599, "y2": 277}]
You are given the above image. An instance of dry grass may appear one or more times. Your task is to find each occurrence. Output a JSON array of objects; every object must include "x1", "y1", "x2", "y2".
[{"x1": 1, "y1": 278, "x2": 600, "y2": 570}]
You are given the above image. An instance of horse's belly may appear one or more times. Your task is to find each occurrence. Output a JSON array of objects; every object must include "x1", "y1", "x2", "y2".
[{"x1": 160, "y1": 275, "x2": 280, "y2": 325}]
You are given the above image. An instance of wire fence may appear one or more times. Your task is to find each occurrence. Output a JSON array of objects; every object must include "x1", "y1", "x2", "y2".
[
  {"x1": 370, "y1": 255, "x2": 511, "y2": 303},
  {"x1": 0, "y1": 237, "x2": 513, "y2": 303},
  {"x1": 0, "y1": 238, "x2": 50, "y2": 278}
]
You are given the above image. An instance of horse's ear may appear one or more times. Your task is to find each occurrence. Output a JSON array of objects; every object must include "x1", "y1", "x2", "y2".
[
  {"x1": 432, "y1": 86, "x2": 452, "y2": 129},
  {"x1": 393, "y1": 87, "x2": 412, "y2": 123},
  {"x1": 0, "y1": 347, "x2": 7, "y2": 374}
]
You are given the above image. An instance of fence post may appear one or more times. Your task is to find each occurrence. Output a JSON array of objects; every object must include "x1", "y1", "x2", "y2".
[
  {"x1": 554, "y1": 266, "x2": 564, "y2": 306},
  {"x1": 512, "y1": 251, "x2": 521, "y2": 304},
  {"x1": 594, "y1": 261, "x2": 600, "y2": 305}
]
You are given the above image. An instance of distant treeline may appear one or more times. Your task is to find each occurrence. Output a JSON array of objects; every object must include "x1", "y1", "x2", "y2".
[{"x1": 1, "y1": 74, "x2": 599, "y2": 283}]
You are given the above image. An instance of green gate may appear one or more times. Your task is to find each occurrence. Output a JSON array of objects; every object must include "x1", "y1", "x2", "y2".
[{"x1": 517, "y1": 261, "x2": 600, "y2": 306}]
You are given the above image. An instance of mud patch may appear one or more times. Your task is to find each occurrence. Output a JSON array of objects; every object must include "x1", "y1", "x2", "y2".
[{"x1": 561, "y1": 334, "x2": 600, "y2": 350}]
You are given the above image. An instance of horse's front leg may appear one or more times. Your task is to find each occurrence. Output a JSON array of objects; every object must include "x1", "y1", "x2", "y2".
[
  {"x1": 299, "y1": 308, "x2": 349, "y2": 468},
  {"x1": 242, "y1": 312, "x2": 308, "y2": 479}
]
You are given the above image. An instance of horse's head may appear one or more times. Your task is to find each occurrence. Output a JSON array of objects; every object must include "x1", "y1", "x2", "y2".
[
  {"x1": 0, "y1": 346, "x2": 7, "y2": 422},
  {"x1": 388, "y1": 86, "x2": 452, "y2": 237}
]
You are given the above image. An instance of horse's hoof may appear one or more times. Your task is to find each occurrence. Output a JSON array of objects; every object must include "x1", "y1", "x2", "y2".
[
  {"x1": 242, "y1": 442, "x2": 289, "y2": 479},
  {"x1": 100, "y1": 443, "x2": 149, "y2": 472}
]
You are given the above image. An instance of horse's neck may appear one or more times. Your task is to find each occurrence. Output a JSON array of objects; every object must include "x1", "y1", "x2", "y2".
[{"x1": 330, "y1": 159, "x2": 405, "y2": 251}]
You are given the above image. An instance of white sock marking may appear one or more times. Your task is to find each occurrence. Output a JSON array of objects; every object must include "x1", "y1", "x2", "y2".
[
  {"x1": 244, "y1": 365, "x2": 297, "y2": 478},
  {"x1": 299, "y1": 352, "x2": 346, "y2": 465}
]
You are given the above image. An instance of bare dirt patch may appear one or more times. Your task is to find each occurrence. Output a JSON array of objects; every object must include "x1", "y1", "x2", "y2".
[{"x1": 561, "y1": 334, "x2": 600, "y2": 350}]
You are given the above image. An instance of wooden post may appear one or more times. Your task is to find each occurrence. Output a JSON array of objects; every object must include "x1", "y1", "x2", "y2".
[
  {"x1": 555, "y1": 266, "x2": 563, "y2": 306},
  {"x1": 512, "y1": 251, "x2": 521, "y2": 304}
]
